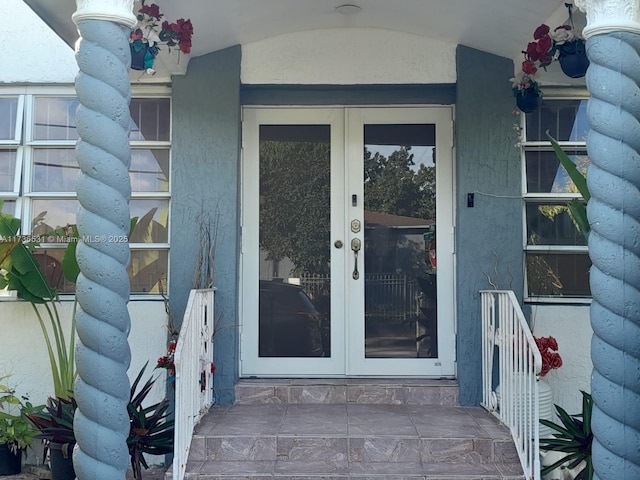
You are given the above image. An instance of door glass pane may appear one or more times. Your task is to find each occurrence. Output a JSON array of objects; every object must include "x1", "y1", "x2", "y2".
[
  {"x1": 363, "y1": 124, "x2": 437, "y2": 358},
  {"x1": 258, "y1": 125, "x2": 330, "y2": 357}
]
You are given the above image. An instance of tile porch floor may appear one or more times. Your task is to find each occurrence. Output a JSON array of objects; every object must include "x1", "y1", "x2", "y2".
[{"x1": 181, "y1": 380, "x2": 525, "y2": 480}]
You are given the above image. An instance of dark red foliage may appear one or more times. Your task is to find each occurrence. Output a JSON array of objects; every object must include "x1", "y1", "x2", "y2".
[{"x1": 139, "y1": 3, "x2": 162, "y2": 20}]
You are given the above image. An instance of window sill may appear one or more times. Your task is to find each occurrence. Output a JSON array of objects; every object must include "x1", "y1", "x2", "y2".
[
  {"x1": 0, "y1": 290, "x2": 18, "y2": 301},
  {"x1": 525, "y1": 296, "x2": 591, "y2": 306}
]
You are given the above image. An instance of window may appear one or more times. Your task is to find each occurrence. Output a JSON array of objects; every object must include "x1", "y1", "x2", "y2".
[
  {"x1": 0, "y1": 96, "x2": 23, "y2": 217},
  {"x1": 1, "y1": 87, "x2": 171, "y2": 294},
  {"x1": 522, "y1": 97, "x2": 590, "y2": 299}
]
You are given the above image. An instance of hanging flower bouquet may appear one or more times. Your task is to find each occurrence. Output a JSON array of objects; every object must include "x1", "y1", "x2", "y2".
[
  {"x1": 511, "y1": 3, "x2": 588, "y2": 112},
  {"x1": 130, "y1": 2, "x2": 193, "y2": 74}
]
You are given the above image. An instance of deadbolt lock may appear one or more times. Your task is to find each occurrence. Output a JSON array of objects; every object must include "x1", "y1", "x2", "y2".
[{"x1": 351, "y1": 219, "x2": 361, "y2": 233}]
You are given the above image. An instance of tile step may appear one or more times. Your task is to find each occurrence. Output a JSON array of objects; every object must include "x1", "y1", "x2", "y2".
[
  {"x1": 181, "y1": 462, "x2": 524, "y2": 480},
  {"x1": 235, "y1": 379, "x2": 459, "y2": 406},
  {"x1": 182, "y1": 404, "x2": 524, "y2": 479}
]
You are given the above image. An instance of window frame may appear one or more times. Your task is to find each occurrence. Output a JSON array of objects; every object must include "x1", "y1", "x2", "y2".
[
  {"x1": 521, "y1": 91, "x2": 591, "y2": 303},
  {"x1": 0, "y1": 94, "x2": 25, "y2": 213},
  {"x1": 1, "y1": 85, "x2": 172, "y2": 298}
]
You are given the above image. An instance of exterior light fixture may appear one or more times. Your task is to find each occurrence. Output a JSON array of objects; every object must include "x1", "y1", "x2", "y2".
[{"x1": 335, "y1": 4, "x2": 362, "y2": 14}]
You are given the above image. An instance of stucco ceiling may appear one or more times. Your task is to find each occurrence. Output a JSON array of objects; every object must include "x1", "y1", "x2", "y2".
[{"x1": 25, "y1": 0, "x2": 580, "y2": 61}]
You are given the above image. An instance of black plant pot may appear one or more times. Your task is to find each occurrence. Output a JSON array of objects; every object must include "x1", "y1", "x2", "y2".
[
  {"x1": 130, "y1": 43, "x2": 148, "y2": 71},
  {"x1": 559, "y1": 51, "x2": 590, "y2": 79},
  {"x1": 0, "y1": 444, "x2": 21, "y2": 475},
  {"x1": 49, "y1": 442, "x2": 76, "y2": 480},
  {"x1": 515, "y1": 90, "x2": 541, "y2": 114}
]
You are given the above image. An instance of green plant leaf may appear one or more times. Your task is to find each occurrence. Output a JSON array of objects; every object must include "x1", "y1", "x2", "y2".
[
  {"x1": 539, "y1": 392, "x2": 593, "y2": 480},
  {"x1": 567, "y1": 199, "x2": 590, "y2": 239},
  {"x1": 127, "y1": 363, "x2": 174, "y2": 480},
  {"x1": 0, "y1": 239, "x2": 19, "y2": 269},
  {"x1": 61, "y1": 225, "x2": 80, "y2": 283},
  {"x1": 547, "y1": 131, "x2": 590, "y2": 201}
]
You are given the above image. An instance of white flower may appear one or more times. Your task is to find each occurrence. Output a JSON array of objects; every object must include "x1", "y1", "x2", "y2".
[
  {"x1": 141, "y1": 23, "x2": 162, "y2": 46},
  {"x1": 551, "y1": 26, "x2": 576, "y2": 45},
  {"x1": 510, "y1": 71, "x2": 537, "y2": 90}
]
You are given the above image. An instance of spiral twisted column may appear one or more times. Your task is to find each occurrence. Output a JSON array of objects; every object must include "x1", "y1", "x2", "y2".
[
  {"x1": 72, "y1": 7, "x2": 135, "y2": 479},
  {"x1": 581, "y1": 31, "x2": 640, "y2": 480}
]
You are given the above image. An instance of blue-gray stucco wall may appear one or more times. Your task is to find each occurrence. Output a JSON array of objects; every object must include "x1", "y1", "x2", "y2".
[
  {"x1": 455, "y1": 45, "x2": 524, "y2": 405},
  {"x1": 170, "y1": 45, "x2": 241, "y2": 404},
  {"x1": 168, "y1": 44, "x2": 523, "y2": 406}
]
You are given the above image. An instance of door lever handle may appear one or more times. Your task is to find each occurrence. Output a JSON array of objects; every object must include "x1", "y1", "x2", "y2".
[{"x1": 351, "y1": 238, "x2": 361, "y2": 279}]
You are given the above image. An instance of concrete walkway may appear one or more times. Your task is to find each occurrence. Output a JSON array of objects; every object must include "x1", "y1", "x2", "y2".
[{"x1": 1, "y1": 464, "x2": 168, "y2": 479}]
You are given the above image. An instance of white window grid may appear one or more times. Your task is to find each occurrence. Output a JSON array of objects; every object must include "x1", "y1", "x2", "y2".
[
  {"x1": 0, "y1": 95, "x2": 25, "y2": 209},
  {"x1": 520, "y1": 94, "x2": 590, "y2": 301},
  {"x1": 1, "y1": 86, "x2": 171, "y2": 296}
]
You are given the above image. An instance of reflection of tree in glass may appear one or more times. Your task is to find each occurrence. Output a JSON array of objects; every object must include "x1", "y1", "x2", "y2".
[
  {"x1": 259, "y1": 141, "x2": 331, "y2": 276},
  {"x1": 364, "y1": 146, "x2": 435, "y2": 221},
  {"x1": 527, "y1": 255, "x2": 564, "y2": 296}
]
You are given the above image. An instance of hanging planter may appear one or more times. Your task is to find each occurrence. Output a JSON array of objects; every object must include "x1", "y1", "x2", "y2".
[
  {"x1": 558, "y1": 50, "x2": 589, "y2": 78},
  {"x1": 510, "y1": 4, "x2": 588, "y2": 104},
  {"x1": 129, "y1": 2, "x2": 193, "y2": 74},
  {"x1": 130, "y1": 42, "x2": 147, "y2": 70},
  {"x1": 130, "y1": 41, "x2": 155, "y2": 71},
  {"x1": 515, "y1": 89, "x2": 541, "y2": 114}
]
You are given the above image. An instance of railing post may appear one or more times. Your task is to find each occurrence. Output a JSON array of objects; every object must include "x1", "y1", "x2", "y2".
[
  {"x1": 480, "y1": 290, "x2": 542, "y2": 480},
  {"x1": 173, "y1": 289, "x2": 216, "y2": 480}
]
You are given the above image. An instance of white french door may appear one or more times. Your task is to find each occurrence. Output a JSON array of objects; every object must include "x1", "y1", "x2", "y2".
[{"x1": 241, "y1": 107, "x2": 455, "y2": 377}]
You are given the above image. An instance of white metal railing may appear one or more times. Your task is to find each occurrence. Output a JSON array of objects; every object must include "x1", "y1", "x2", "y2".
[
  {"x1": 481, "y1": 290, "x2": 543, "y2": 480},
  {"x1": 172, "y1": 288, "x2": 216, "y2": 480}
]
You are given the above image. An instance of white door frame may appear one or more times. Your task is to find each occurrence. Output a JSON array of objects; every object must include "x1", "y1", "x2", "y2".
[
  {"x1": 240, "y1": 106, "x2": 456, "y2": 377},
  {"x1": 345, "y1": 107, "x2": 456, "y2": 376}
]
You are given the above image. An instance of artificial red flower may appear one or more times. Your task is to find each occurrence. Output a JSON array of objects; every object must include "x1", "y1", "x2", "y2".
[
  {"x1": 533, "y1": 24, "x2": 550, "y2": 40},
  {"x1": 522, "y1": 60, "x2": 538, "y2": 76},
  {"x1": 535, "y1": 336, "x2": 562, "y2": 377},
  {"x1": 537, "y1": 35, "x2": 553, "y2": 55},
  {"x1": 139, "y1": 3, "x2": 162, "y2": 20},
  {"x1": 526, "y1": 42, "x2": 541, "y2": 61}
]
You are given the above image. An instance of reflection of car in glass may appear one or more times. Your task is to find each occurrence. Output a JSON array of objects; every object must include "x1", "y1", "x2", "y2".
[{"x1": 259, "y1": 280, "x2": 324, "y2": 357}]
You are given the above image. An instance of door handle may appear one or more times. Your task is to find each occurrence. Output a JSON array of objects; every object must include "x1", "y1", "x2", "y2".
[{"x1": 351, "y1": 238, "x2": 361, "y2": 279}]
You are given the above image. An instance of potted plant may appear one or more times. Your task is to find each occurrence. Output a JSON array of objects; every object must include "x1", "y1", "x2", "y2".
[
  {"x1": 27, "y1": 396, "x2": 77, "y2": 480},
  {"x1": 511, "y1": 4, "x2": 589, "y2": 112},
  {"x1": 540, "y1": 391, "x2": 594, "y2": 480},
  {"x1": 26, "y1": 363, "x2": 174, "y2": 480},
  {"x1": 128, "y1": 363, "x2": 174, "y2": 480},
  {"x1": 549, "y1": 3, "x2": 589, "y2": 78},
  {"x1": 130, "y1": 1, "x2": 193, "y2": 74},
  {"x1": 511, "y1": 70, "x2": 543, "y2": 114},
  {"x1": 0, "y1": 375, "x2": 43, "y2": 475}
]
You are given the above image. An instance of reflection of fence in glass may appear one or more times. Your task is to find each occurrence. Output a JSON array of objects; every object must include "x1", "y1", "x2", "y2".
[
  {"x1": 364, "y1": 273, "x2": 420, "y2": 324},
  {"x1": 298, "y1": 273, "x2": 420, "y2": 322}
]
